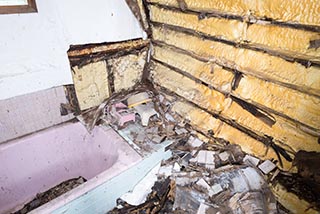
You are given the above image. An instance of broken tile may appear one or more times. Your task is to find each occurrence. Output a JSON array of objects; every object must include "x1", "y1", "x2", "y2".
[
  {"x1": 158, "y1": 165, "x2": 173, "y2": 177},
  {"x1": 175, "y1": 127, "x2": 188, "y2": 135},
  {"x1": 243, "y1": 155, "x2": 260, "y2": 166},
  {"x1": 190, "y1": 150, "x2": 215, "y2": 169},
  {"x1": 175, "y1": 177, "x2": 196, "y2": 186},
  {"x1": 211, "y1": 183, "x2": 223, "y2": 195},
  {"x1": 218, "y1": 151, "x2": 230, "y2": 162},
  {"x1": 151, "y1": 135, "x2": 166, "y2": 144},
  {"x1": 188, "y1": 136, "x2": 204, "y2": 148},
  {"x1": 173, "y1": 162, "x2": 181, "y2": 172},
  {"x1": 165, "y1": 113, "x2": 176, "y2": 122},
  {"x1": 195, "y1": 178, "x2": 214, "y2": 197},
  {"x1": 197, "y1": 203, "x2": 210, "y2": 214},
  {"x1": 258, "y1": 160, "x2": 276, "y2": 174}
]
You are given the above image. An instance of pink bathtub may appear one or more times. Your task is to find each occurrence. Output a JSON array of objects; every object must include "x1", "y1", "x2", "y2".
[{"x1": 0, "y1": 122, "x2": 141, "y2": 214}]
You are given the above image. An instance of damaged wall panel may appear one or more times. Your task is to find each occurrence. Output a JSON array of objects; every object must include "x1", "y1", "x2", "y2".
[
  {"x1": 151, "y1": 50, "x2": 320, "y2": 153},
  {"x1": 68, "y1": 39, "x2": 149, "y2": 111},
  {"x1": 72, "y1": 61, "x2": 110, "y2": 110},
  {"x1": 147, "y1": 0, "x2": 320, "y2": 27},
  {"x1": 108, "y1": 51, "x2": 147, "y2": 92},
  {"x1": 150, "y1": 5, "x2": 320, "y2": 61},
  {"x1": 152, "y1": 26, "x2": 320, "y2": 97},
  {"x1": 141, "y1": 1, "x2": 320, "y2": 212}
]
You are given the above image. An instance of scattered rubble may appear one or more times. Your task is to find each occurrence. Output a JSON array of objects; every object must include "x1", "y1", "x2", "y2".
[{"x1": 77, "y1": 89, "x2": 319, "y2": 214}]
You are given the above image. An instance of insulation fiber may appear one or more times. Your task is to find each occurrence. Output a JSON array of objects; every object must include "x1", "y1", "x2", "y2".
[
  {"x1": 147, "y1": 0, "x2": 320, "y2": 26},
  {"x1": 72, "y1": 61, "x2": 110, "y2": 110},
  {"x1": 150, "y1": 5, "x2": 320, "y2": 60},
  {"x1": 152, "y1": 26, "x2": 320, "y2": 96}
]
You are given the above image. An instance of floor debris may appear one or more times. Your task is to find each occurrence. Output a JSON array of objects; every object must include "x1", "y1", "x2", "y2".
[{"x1": 78, "y1": 89, "x2": 319, "y2": 213}]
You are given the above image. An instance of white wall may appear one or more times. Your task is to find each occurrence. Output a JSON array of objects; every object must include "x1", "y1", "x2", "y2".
[{"x1": 0, "y1": 0, "x2": 144, "y2": 100}]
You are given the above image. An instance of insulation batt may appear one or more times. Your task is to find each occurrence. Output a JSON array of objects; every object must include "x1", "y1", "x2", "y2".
[
  {"x1": 147, "y1": 0, "x2": 320, "y2": 26},
  {"x1": 150, "y1": 5, "x2": 320, "y2": 60}
]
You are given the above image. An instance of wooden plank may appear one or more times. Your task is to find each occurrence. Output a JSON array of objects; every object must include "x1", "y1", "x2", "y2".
[
  {"x1": 149, "y1": 5, "x2": 320, "y2": 60},
  {"x1": 223, "y1": 101, "x2": 320, "y2": 153},
  {"x1": 152, "y1": 26, "x2": 320, "y2": 96},
  {"x1": 151, "y1": 56, "x2": 320, "y2": 153},
  {"x1": 147, "y1": 0, "x2": 320, "y2": 27},
  {"x1": 68, "y1": 39, "x2": 149, "y2": 57}
]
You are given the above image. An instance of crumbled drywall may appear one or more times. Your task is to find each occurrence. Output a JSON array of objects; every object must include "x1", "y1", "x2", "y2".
[{"x1": 72, "y1": 61, "x2": 110, "y2": 110}]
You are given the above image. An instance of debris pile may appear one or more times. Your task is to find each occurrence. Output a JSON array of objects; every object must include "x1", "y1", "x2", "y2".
[
  {"x1": 79, "y1": 89, "x2": 320, "y2": 213},
  {"x1": 109, "y1": 138, "x2": 280, "y2": 214}
]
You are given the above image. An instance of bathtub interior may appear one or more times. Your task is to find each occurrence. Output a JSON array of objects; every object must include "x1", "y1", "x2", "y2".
[{"x1": 0, "y1": 122, "x2": 134, "y2": 214}]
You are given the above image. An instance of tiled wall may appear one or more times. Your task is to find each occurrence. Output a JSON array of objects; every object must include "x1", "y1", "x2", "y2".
[{"x1": 0, "y1": 86, "x2": 74, "y2": 143}]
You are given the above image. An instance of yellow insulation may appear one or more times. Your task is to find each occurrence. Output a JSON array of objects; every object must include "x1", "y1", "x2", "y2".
[
  {"x1": 152, "y1": 26, "x2": 320, "y2": 96},
  {"x1": 272, "y1": 183, "x2": 319, "y2": 214},
  {"x1": 109, "y1": 51, "x2": 146, "y2": 92},
  {"x1": 171, "y1": 101, "x2": 291, "y2": 171},
  {"x1": 234, "y1": 76, "x2": 320, "y2": 130},
  {"x1": 153, "y1": 45, "x2": 234, "y2": 93},
  {"x1": 150, "y1": 5, "x2": 320, "y2": 60},
  {"x1": 72, "y1": 61, "x2": 110, "y2": 110},
  {"x1": 147, "y1": 0, "x2": 320, "y2": 26},
  {"x1": 152, "y1": 49, "x2": 320, "y2": 152},
  {"x1": 223, "y1": 102, "x2": 320, "y2": 153},
  {"x1": 151, "y1": 62, "x2": 231, "y2": 112}
]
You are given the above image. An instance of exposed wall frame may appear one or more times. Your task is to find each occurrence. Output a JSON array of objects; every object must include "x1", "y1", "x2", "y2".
[{"x1": 0, "y1": 0, "x2": 37, "y2": 14}]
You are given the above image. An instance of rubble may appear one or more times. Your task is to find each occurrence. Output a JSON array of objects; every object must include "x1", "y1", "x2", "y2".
[
  {"x1": 77, "y1": 89, "x2": 317, "y2": 214},
  {"x1": 258, "y1": 159, "x2": 277, "y2": 174},
  {"x1": 243, "y1": 154, "x2": 260, "y2": 166}
]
